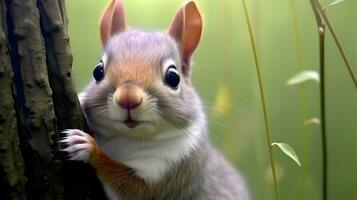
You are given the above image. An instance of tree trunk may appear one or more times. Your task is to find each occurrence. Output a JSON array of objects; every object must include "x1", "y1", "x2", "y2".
[{"x1": 0, "y1": 0, "x2": 106, "y2": 199}]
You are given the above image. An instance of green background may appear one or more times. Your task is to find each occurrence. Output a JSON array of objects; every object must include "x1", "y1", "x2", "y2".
[{"x1": 66, "y1": 0, "x2": 357, "y2": 199}]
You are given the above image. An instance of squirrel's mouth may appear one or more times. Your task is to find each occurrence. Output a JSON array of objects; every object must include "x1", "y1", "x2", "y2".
[
  {"x1": 124, "y1": 118, "x2": 139, "y2": 129},
  {"x1": 123, "y1": 111, "x2": 140, "y2": 128},
  {"x1": 121, "y1": 111, "x2": 152, "y2": 129}
]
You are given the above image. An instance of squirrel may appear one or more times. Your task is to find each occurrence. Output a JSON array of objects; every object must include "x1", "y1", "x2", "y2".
[{"x1": 61, "y1": 0, "x2": 251, "y2": 199}]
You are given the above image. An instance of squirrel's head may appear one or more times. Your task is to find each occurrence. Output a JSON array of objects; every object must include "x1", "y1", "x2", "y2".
[{"x1": 82, "y1": 0, "x2": 205, "y2": 138}]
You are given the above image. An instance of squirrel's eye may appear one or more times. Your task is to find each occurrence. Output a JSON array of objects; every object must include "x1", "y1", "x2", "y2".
[
  {"x1": 164, "y1": 65, "x2": 180, "y2": 89},
  {"x1": 93, "y1": 61, "x2": 104, "y2": 82}
]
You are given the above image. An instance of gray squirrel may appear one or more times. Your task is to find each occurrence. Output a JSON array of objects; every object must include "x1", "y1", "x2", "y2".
[{"x1": 61, "y1": 0, "x2": 251, "y2": 199}]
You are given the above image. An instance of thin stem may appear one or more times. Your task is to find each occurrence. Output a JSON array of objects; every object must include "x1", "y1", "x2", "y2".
[
  {"x1": 318, "y1": 26, "x2": 328, "y2": 200},
  {"x1": 310, "y1": 1, "x2": 328, "y2": 199},
  {"x1": 316, "y1": 1, "x2": 357, "y2": 89},
  {"x1": 289, "y1": 0, "x2": 309, "y2": 199},
  {"x1": 310, "y1": 0, "x2": 324, "y2": 27},
  {"x1": 241, "y1": 1, "x2": 280, "y2": 200}
]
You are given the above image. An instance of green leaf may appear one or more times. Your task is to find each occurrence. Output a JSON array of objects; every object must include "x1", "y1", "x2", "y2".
[
  {"x1": 272, "y1": 143, "x2": 301, "y2": 167},
  {"x1": 304, "y1": 118, "x2": 321, "y2": 125},
  {"x1": 286, "y1": 70, "x2": 319, "y2": 86},
  {"x1": 323, "y1": 0, "x2": 345, "y2": 10}
]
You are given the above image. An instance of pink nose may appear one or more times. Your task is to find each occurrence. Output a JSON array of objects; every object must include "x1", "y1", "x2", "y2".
[
  {"x1": 117, "y1": 98, "x2": 142, "y2": 110},
  {"x1": 115, "y1": 84, "x2": 143, "y2": 110}
]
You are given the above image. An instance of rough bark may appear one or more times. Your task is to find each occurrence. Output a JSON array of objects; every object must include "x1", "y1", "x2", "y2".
[
  {"x1": 0, "y1": 2, "x2": 26, "y2": 199},
  {"x1": 0, "y1": 0, "x2": 106, "y2": 199}
]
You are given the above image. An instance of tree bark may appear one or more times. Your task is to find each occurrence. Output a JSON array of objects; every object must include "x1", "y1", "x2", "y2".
[{"x1": 0, "y1": 0, "x2": 106, "y2": 199}]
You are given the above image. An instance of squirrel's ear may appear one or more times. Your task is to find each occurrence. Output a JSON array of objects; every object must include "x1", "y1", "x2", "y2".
[
  {"x1": 100, "y1": 0, "x2": 127, "y2": 47},
  {"x1": 168, "y1": 1, "x2": 203, "y2": 77}
]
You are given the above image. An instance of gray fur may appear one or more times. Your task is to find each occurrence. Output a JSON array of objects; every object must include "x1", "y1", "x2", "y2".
[
  {"x1": 81, "y1": 29, "x2": 251, "y2": 200},
  {"x1": 143, "y1": 137, "x2": 252, "y2": 200}
]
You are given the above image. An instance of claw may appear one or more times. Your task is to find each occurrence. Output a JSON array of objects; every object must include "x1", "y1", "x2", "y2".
[{"x1": 59, "y1": 129, "x2": 95, "y2": 163}]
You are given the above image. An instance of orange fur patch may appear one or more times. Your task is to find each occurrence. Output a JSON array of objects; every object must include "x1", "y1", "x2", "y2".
[
  {"x1": 107, "y1": 59, "x2": 158, "y2": 88},
  {"x1": 89, "y1": 138, "x2": 151, "y2": 198}
]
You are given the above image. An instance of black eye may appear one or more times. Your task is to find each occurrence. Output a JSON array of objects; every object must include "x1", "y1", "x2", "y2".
[
  {"x1": 164, "y1": 65, "x2": 180, "y2": 89},
  {"x1": 93, "y1": 61, "x2": 104, "y2": 82}
]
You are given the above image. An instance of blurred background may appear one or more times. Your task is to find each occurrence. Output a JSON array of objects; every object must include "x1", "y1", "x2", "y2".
[{"x1": 66, "y1": 0, "x2": 357, "y2": 199}]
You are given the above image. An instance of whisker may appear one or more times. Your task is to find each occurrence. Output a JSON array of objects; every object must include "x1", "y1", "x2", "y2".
[
  {"x1": 154, "y1": 111, "x2": 203, "y2": 151},
  {"x1": 154, "y1": 104, "x2": 236, "y2": 147},
  {"x1": 90, "y1": 107, "x2": 109, "y2": 118}
]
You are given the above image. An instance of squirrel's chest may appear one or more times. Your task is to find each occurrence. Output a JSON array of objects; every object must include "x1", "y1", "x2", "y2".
[{"x1": 94, "y1": 128, "x2": 201, "y2": 182}]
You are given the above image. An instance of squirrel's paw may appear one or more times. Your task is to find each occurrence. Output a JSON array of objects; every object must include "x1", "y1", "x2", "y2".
[{"x1": 60, "y1": 129, "x2": 96, "y2": 163}]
